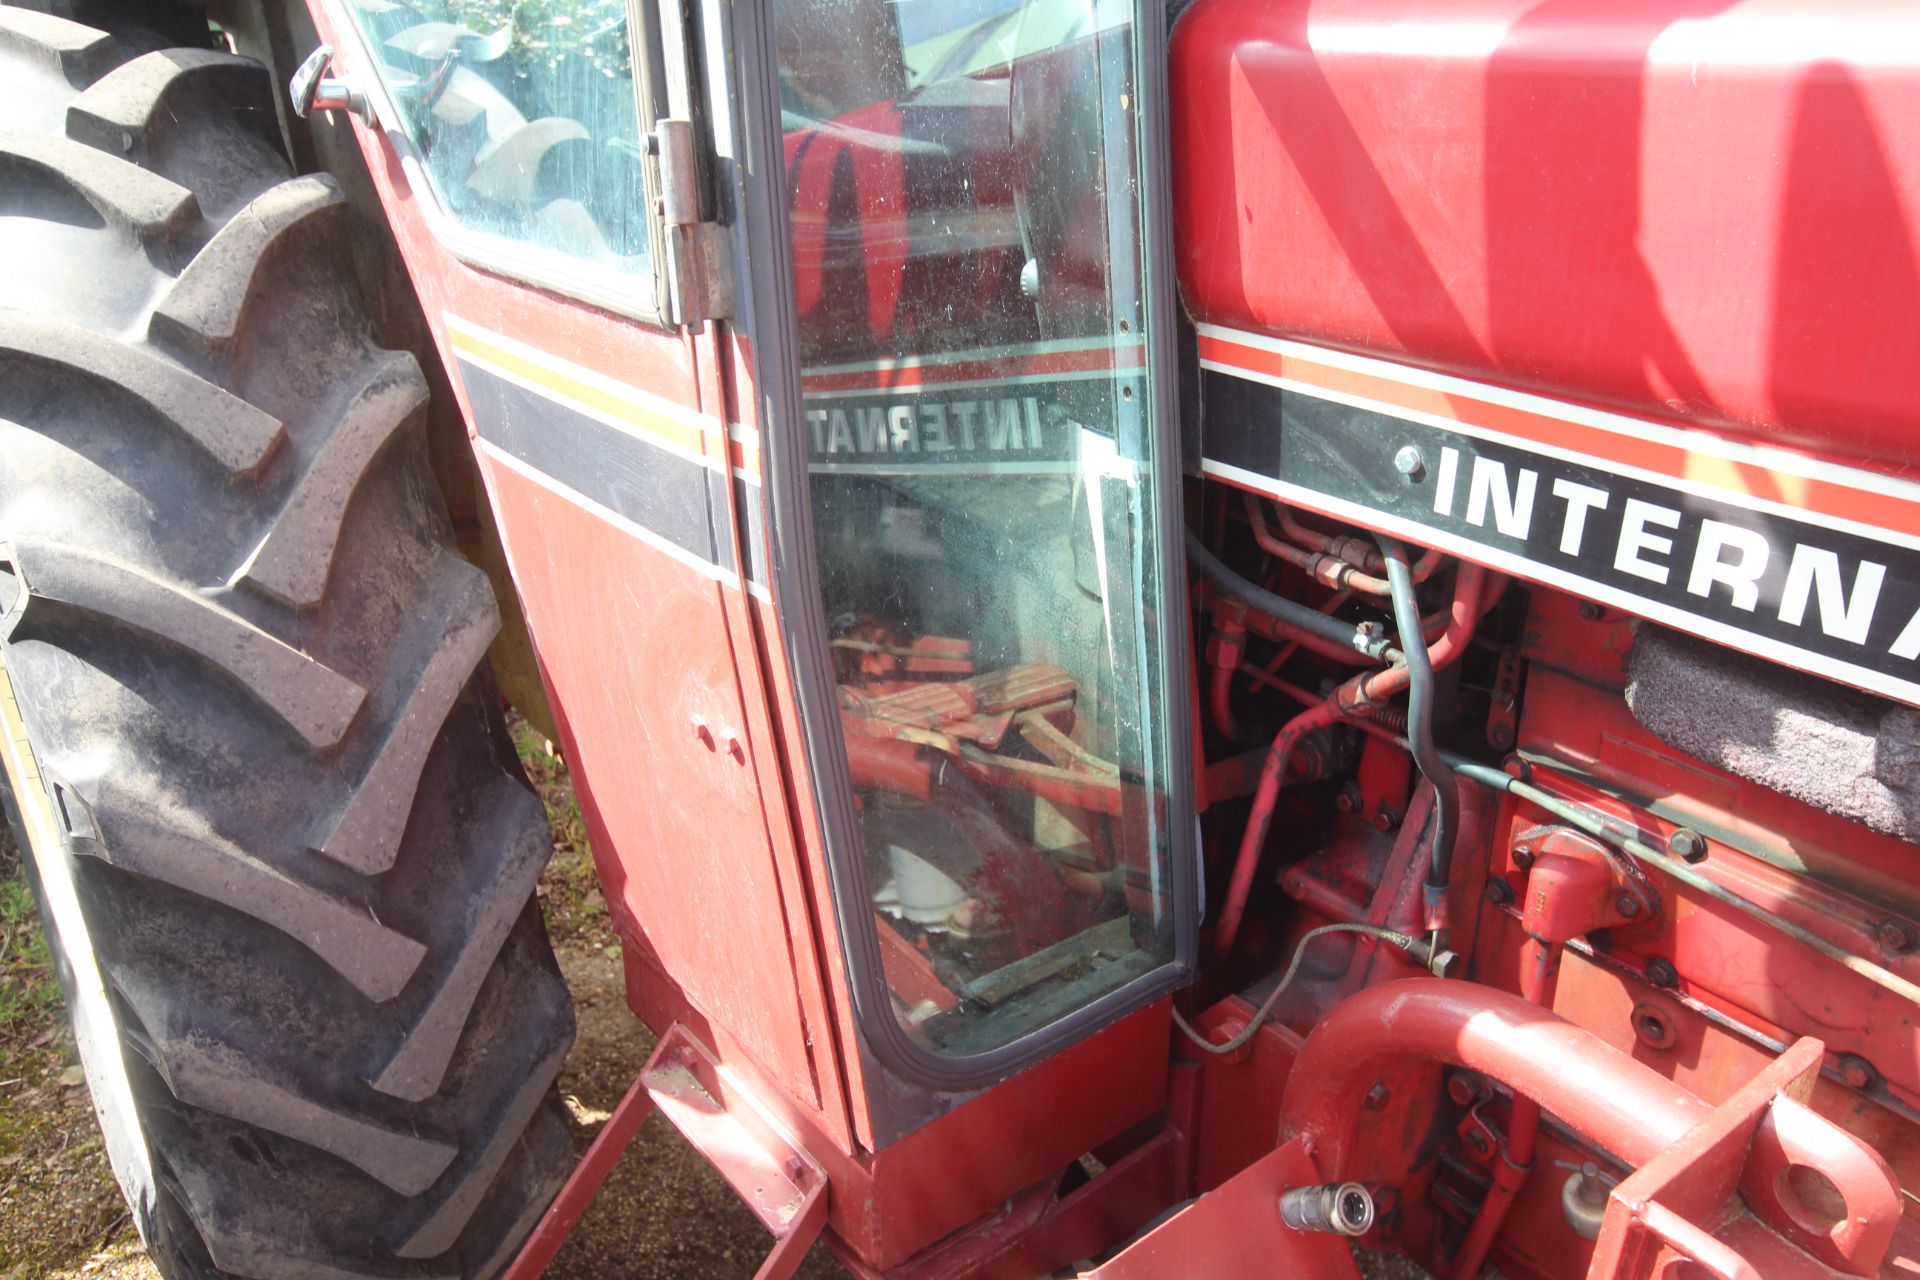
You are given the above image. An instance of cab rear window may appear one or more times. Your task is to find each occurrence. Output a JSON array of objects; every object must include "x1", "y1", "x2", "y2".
[{"x1": 343, "y1": 0, "x2": 653, "y2": 280}]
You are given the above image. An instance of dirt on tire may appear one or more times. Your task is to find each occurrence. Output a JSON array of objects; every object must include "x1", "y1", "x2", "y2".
[{"x1": 0, "y1": 4, "x2": 574, "y2": 1273}]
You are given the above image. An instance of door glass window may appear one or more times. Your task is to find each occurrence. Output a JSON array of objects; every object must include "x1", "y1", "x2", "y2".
[
  {"x1": 343, "y1": 0, "x2": 652, "y2": 277},
  {"x1": 776, "y1": 0, "x2": 1182, "y2": 1058}
]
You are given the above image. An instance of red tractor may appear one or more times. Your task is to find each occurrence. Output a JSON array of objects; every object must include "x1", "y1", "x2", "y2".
[{"x1": 3, "y1": 0, "x2": 1917, "y2": 1276}]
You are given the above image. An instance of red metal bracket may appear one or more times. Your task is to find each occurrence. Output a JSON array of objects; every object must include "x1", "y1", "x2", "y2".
[
  {"x1": 1590, "y1": 1036, "x2": 1900, "y2": 1279},
  {"x1": 501, "y1": 1022, "x2": 829, "y2": 1280}
]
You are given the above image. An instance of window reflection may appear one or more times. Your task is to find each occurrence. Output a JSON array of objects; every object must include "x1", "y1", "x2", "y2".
[
  {"x1": 777, "y1": 0, "x2": 1176, "y2": 1056},
  {"x1": 345, "y1": 0, "x2": 651, "y2": 274}
]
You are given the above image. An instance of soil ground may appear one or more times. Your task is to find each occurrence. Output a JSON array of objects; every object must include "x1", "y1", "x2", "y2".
[{"x1": 1, "y1": 721, "x2": 1419, "y2": 1280}]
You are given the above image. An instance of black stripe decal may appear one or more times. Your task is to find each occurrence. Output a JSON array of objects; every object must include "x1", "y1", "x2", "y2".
[
  {"x1": 704, "y1": 466, "x2": 737, "y2": 576},
  {"x1": 1202, "y1": 369, "x2": 1920, "y2": 708},
  {"x1": 735, "y1": 474, "x2": 768, "y2": 589},
  {"x1": 459, "y1": 358, "x2": 724, "y2": 572}
]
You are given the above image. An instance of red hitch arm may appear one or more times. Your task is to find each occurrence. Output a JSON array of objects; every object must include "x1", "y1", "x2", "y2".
[{"x1": 1279, "y1": 979, "x2": 1901, "y2": 1276}]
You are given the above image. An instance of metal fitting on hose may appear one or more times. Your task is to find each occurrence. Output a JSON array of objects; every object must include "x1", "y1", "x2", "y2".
[
  {"x1": 1278, "y1": 1182, "x2": 1376, "y2": 1236},
  {"x1": 1334, "y1": 671, "x2": 1389, "y2": 718}
]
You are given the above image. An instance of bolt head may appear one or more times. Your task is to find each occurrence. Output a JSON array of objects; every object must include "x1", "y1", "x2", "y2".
[
  {"x1": 1512, "y1": 846, "x2": 1534, "y2": 870},
  {"x1": 1837, "y1": 1055, "x2": 1876, "y2": 1090},
  {"x1": 1877, "y1": 920, "x2": 1915, "y2": 954},
  {"x1": 1667, "y1": 828, "x2": 1708, "y2": 863},
  {"x1": 1645, "y1": 957, "x2": 1679, "y2": 988},
  {"x1": 1483, "y1": 880, "x2": 1515, "y2": 907},
  {"x1": 1363, "y1": 1082, "x2": 1391, "y2": 1111},
  {"x1": 1578, "y1": 601, "x2": 1604, "y2": 622},
  {"x1": 1393, "y1": 445, "x2": 1427, "y2": 479},
  {"x1": 1616, "y1": 894, "x2": 1642, "y2": 919}
]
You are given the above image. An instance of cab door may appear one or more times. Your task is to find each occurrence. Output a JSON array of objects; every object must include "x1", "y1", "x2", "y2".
[
  {"x1": 730, "y1": 0, "x2": 1197, "y2": 1141},
  {"x1": 306, "y1": 0, "x2": 845, "y2": 1136}
]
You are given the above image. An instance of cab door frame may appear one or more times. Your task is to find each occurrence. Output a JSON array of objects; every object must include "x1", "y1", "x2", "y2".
[{"x1": 723, "y1": 0, "x2": 1199, "y2": 1100}]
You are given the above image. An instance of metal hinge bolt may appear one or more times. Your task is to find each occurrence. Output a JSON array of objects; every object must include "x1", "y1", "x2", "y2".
[{"x1": 290, "y1": 45, "x2": 375, "y2": 127}]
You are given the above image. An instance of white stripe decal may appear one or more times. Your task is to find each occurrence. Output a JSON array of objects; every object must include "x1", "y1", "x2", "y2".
[
  {"x1": 804, "y1": 368, "x2": 1117, "y2": 395},
  {"x1": 477, "y1": 438, "x2": 742, "y2": 590},
  {"x1": 802, "y1": 334, "x2": 1139, "y2": 377},
  {"x1": 1199, "y1": 356, "x2": 1920, "y2": 554},
  {"x1": 1196, "y1": 322, "x2": 1920, "y2": 511},
  {"x1": 446, "y1": 313, "x2": 717, "y2": 435},
  {"x1": 454, "y1": 345, "x2": 722, "y2": 475}
]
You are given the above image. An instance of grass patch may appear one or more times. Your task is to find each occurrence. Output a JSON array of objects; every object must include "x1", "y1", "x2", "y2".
[
  {"x1": 0, "y1": 824, "x2": 132, "y2": 1276},
  {"x1": 0, "y1": 869, "x2": 58, "y2": 1041},
  {"x1": 511, "y1": 715, "x2": 613, "y2": 949}
]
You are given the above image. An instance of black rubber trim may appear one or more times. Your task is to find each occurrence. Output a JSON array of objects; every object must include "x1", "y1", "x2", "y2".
[{"x1": 729, "y1": 0, "x2": 1195, "y2": 1099}]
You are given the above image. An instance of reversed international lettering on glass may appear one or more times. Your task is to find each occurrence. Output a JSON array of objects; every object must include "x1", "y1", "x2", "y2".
[
  {"x1": 776, "y1": 0, "x2": 1177, "y2": 1056},
  {"x1": 344, "y1": 0, "x2": 651, "y2": 276}
]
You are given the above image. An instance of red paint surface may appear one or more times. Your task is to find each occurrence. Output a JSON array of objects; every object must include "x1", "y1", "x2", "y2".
[
  {"x1": 1171, "y1": 0, "x2": 1920, "y2": 477},
  {"x1": 306, "y1": 1, "x2": 1920, "y2": 1273},
  {"x1": 1086, "y1": 1137, "x2": 1361, "y2": 1279}
]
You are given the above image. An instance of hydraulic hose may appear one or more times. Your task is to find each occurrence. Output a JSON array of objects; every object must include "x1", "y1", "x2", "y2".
[
  {"x1": 1378, "y1": 536, "x2": 1459, "y2": 917},
  {"x1": 1174, "y1": 922, "x2": 1420, "y2": 1055},
  {"x1": 1185, "y1": 528, "x2": 1393, "y2": 660}
]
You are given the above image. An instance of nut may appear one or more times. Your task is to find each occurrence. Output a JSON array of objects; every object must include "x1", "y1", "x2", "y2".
[
  {"x1": 1364, "y1": 1082, "x2": 1391, "y2": 1112},
  {"x1": 1667, "y1": 828, "x2": 1708, "y2": 863},
  {"x1": 1578, "y1": 601, "x2": 1604, "y2": 622},
  {"x1": 1483, "y1": 880, "x2": 1515, "y2": 907},
  {"x1": 1513, "y1": 845, "x2": 1535, "y2": 870},
  {"x1": 1645, "y1": 957, "x2": 1679, "y2": 988}
]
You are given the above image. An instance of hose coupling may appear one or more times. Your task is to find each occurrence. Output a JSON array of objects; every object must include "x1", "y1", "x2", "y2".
[{"x1": 1278, "y1": 1181, "x2": 1376, "y2": 1236}]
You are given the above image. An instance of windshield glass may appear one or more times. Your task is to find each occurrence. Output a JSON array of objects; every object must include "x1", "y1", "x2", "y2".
[{"x1": 775, "y1": 0, "x2": 1182, "y2": 1057}]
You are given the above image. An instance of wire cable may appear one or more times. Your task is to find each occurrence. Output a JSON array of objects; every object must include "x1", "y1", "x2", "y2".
[{"x1": 1173, "y1": 923, "x2": 1420, "y2": 1055}]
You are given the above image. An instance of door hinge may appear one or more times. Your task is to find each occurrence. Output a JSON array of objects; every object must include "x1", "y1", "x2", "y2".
[{"x1": 655, "y1": 118, "x2": 732, "y2": 326}]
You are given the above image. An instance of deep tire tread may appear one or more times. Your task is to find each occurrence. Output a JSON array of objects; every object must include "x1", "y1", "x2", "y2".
[{"x1": 0, "y1": 6, "x2": 574, "y2": 1276}]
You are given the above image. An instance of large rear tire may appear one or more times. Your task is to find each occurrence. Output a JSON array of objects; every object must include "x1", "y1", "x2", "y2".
[{"x1": 0, "y1": 7, "x2": 576, "y2": 1276}]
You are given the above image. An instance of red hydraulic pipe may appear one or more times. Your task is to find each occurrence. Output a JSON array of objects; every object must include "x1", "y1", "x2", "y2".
[
  {"x1": 1341, "y1": 563, "x2": 1491, "y2": 713},
  {"x1": 1247, "y1": 496, "x2": 1443, "y2": 596},
  {"x1": 1212, "y1": 562, "x2": 1490, "y2": 961},
  {"x1": 1275, "y1": 505, "x2": 1389, "y2": 573},
  {"x1": 1200, "y1": 584, "x2": 1376, "y2": 667},
  {"x1": 1209, "y1": 619, "x2": 1247, "y2": 741},
  {"x1": 1210, "y1": 696, "x2": 1340, "y2": 961},
  {"x1": 1281, "y1": 979, "x2": 1710, "y2": 1175},
  {"x1": 1449, "y1": 937, "x2": 1560, "y2": 1280}
]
